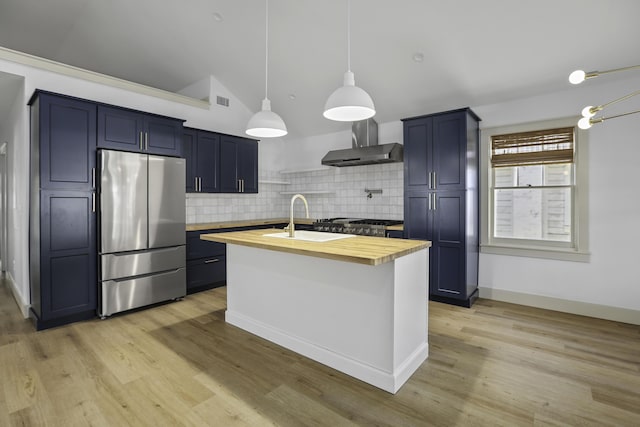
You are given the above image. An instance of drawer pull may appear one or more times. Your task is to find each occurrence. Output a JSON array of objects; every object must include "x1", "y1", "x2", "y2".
[{"x1": 204, "y1": 258, "x2": 220, "y2": 264}]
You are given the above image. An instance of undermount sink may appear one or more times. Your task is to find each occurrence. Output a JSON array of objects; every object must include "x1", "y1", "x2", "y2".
[{"x1": 263, "y1": 230, "x2": 356, "y2": 242}]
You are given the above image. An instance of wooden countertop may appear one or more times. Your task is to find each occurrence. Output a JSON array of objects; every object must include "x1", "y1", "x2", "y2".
[
  {"x1": 187, "y1": 218, "x2": 315, "y2": 231},
  {"x1": 201, "y1": 228, "x2": 429, "y2": 266}
]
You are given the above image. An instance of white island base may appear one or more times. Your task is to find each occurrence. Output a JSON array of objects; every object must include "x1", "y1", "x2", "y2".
[{"x1": 224, "y1": 244, "x2": 429, "y2": 394}]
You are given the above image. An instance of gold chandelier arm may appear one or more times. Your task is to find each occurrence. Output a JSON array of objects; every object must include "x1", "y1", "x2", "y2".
[
  {"x1": 598, "y1": 89, "x2": 640, "y2": 110},
  {"x1": 588, "y1": 64, "x2": 640, "y2": 79}
]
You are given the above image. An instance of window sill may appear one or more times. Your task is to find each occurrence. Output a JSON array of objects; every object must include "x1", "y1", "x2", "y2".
[{"x1": 480, "y1": 243, "x2": 590, "y2": 263}]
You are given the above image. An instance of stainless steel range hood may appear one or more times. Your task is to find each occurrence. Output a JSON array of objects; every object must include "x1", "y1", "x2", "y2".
[{"x1": 321, "y1": 119, "x2": 403, "y2": 167}]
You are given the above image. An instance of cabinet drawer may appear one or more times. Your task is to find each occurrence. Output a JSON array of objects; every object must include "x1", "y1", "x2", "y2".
[
  {"x1": 187, "y1": 230, "x2": 226, "y2": 259},
  {"x1": 187, "y1": 255, "x2": 226, "y2": 293}
]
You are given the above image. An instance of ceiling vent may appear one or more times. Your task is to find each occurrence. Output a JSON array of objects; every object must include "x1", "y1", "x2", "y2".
[{"x1": 216, "y1": 96, "x2": 230, "y2": 107}]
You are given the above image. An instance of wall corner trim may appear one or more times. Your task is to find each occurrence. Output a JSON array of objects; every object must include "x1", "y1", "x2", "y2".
[
  {"x1": 0, "y1": 46, "x2": 211, "y2": 110},
  {"x1": 479, "y1": 287, "x2": 640, "y2": 326},
  {"x1": 5, "y1": 272, "x2": 30, "y2": 319}
]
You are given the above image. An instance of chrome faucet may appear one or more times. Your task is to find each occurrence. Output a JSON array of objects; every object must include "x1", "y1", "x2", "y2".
[{"x1": 285, "y1": 194, "x2": 309, "y2": 237}]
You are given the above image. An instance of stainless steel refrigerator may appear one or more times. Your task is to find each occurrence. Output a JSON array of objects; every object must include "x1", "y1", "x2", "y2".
[{"x1": 99, "y1": 149, "x2": 186, "y2": 318}]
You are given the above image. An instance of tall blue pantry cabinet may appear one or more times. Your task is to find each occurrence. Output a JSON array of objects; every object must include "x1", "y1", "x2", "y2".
[
  {"x1": 402, "y1": 108, "x2": 480, "y2": 307},
  {"x1": 29, "y1": 91, "x2": 98, "y2": 329}
]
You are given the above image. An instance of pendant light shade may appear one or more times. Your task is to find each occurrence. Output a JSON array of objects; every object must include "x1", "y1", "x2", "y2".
[
  {"x1": 246, "y1": 0, "x2": 287, "y2": 138},
  {"x1": 323, "y1": 0, "x2": 375, "y2": 122},
  {"x1": 246, "y1": 99, "x2": 287, "y2": 137},
  {"x1": 323, "y1": 71, "x2": 375, "y2": 121}
]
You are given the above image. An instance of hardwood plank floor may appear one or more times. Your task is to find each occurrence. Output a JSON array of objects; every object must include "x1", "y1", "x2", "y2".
[{"x1": 1, "y1": 277, "x2": 639, "y2": 426}]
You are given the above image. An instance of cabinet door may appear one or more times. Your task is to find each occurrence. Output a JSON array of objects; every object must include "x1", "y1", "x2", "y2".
[
  {"x1": 187, "y1": 256, "x2": 226, "y2": 293},
  {"x1": 183, "y1": 129, "x2": 197, "y2": 192},
  {"x1": 144, "y1": 115, "x2": 183, "y2": 157},
  {"x1": 39, "y1": 95, "x2": 96, "y2": 191},
  {"x1": 237, "y1": 138, "x2": 258, "y2": 193},
  {"x1": 38, "y1": 190, "x2": 97, "y2": 320},
  {"x1": 403, "y1": 117, "x2": 432, "y2": 192},
  {"x1": 430, "y1": 191, "x2": 466, "y2": 297},
  {"x1": 219, "y1": 135, "x2": 239, "y2": 192},
  {"x1": 197, "y1": 132, "x2": 220, "y2": 193},
  {"x1": 404, "y1": 191, "x2": 432, "y2": 240},
  {"x1": 432, "y1": 112, "x2": 466, "y2": 191},
  {"x1": 97, "y1": 105, "x2": 143, "y2": 151}
]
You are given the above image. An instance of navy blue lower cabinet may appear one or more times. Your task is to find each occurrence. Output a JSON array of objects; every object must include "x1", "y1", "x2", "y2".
[
  {"x1": 386, "y1": 230, "x2": 404, "y2": 239},
  {"x1": 186, "y1": 230, "x2": 227, "y2": 294},
  {"x1": 31, "y1": 190, "x2": 97, "y2": 329}
]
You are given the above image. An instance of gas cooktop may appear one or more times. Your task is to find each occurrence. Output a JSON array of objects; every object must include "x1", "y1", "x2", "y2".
[{"x1": 313, "y1": 218, "x2": 403, "y2": 237}]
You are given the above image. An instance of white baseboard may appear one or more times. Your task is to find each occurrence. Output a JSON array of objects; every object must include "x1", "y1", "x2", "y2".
[
  {"x1": 226, "y1": 310, "x2": 428, "y2": 394},
  {"x1": 5, "y1": 272, "x2": 30, "y2": 319},
  {"x1": 479, "y1": 287, "x2": 640, "y2": 326}
]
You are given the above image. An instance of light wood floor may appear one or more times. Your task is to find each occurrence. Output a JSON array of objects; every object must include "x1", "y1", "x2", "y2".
[{"x1": 1, "y1": 278, "x2": 639, "y2": 426}]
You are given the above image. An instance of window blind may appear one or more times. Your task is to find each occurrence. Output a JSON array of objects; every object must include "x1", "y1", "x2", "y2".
[{"x1": 491, "y1": 127, "x2": 574, "y2": 167}]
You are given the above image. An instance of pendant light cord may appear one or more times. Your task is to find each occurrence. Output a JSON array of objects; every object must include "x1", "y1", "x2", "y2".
[
  {"x1": 264, "y1": 0, "x2": 269, "y2": 100},
  {"x1": 347, "y1": 0, "x2": 351, "y2": 72}
]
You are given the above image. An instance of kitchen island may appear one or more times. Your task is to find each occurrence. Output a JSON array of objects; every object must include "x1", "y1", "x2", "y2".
[{"x1": 201, "y1": 228, "x2": 431, "y2": 393}]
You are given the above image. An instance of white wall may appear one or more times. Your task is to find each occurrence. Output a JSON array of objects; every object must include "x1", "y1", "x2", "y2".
[
  {"x1": 0, "y1": 72, "x2": 26, "y2": 314},
  {"x1": 475, "y1": 75, "x2": 640, "y2": 316}
]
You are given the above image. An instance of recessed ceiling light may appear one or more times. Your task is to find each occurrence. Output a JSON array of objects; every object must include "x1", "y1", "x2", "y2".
[
  {"x1": 213, "y1": 12, "x2": 223, "y2": 22},
  {"x1": 412, "y1": 52, "x2": 424, "y2": 63}
]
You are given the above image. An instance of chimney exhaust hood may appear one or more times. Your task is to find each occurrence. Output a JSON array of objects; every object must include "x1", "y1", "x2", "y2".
[{"x1": 321, "y1": 119, "x2": 403, "y2": 167}]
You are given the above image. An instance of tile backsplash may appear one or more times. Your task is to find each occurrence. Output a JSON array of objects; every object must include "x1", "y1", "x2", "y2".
[{"x1": 185, "y1": 163, "x2": 404, "y2": 224}]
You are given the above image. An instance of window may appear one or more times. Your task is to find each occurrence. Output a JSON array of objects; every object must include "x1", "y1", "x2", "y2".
[{"x1": 481, "y1": 118, "x2": 589, "y2": 262}]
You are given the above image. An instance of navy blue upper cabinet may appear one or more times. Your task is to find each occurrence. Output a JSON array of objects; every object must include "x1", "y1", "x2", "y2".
[
  {"x1": 183, "y1": 128, "x2": 197, "y2": 192},
  {"x1": 35, "y1": 93, "x2": 97, "y2": 190},
  {"x1": 220, "y1": 134, "x2": 258, "y2": 193},
  {"x1": 97, "y1": 105, "x2": 183, "y2": 157},
  {"x1": 402, "y1": 108, "x2": 480, "y2": 308},
  {"x1": 184, "y1": 128, "x2": 220, "y2": 193}
]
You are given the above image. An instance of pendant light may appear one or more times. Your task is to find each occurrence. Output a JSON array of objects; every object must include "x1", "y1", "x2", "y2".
[
  {"x1": 323, "y1": 0, "x2": 375, "y2": 122},
  {"x1": 246, "y1": 0, "x2": 287, "y2": 138}
]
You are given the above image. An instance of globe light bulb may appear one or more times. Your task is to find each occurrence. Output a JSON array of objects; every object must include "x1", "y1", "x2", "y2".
[
  {"x1": 578, "y1": 117, "x2": 592, "y2": 129},
  {"x1": 569, "y1": 70, "x2": 586, "y2": 85},
  {"x1": 581, "y1": 106, "x2": 596, "y2": 118}
]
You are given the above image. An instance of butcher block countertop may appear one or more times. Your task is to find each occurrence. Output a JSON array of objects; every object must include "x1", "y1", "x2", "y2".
[
  {"x1": 200, "y1": 228, "x2": 429, "y2": 266},
  {"x1": 186, "y1": 218, "x2": 314, "y2": 232}
]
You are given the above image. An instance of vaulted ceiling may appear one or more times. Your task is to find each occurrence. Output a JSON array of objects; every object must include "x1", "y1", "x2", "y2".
[{"x1": 1, "y1": 0, "x2": 639, "y2": 137}]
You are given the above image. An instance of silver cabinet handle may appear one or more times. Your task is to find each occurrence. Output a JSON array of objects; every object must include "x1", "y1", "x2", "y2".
[
  {"x1": 92, "y1": 192, "x2": 96, "y2": 213},
  {"x1": 139, "y1": 131, "x2": 144, "y2": 151},
  {"x1": 428, "y1": 192, "x2": 432, "y2": 210},
  {"x1": 145, "y1": 132, "x2": 149, "y2": 151},
  {"x1": 242, "y1": 179, "x2": 245, "y2": 192},
  {"x1": 91, "y1": 167, "x2": 95, "y2": 188},
  {"x1": 428, "y1": 171, "x2": 432, "y2": 189},
  {"x1": 194, "y1": 177, "x2": 198, "y2": 191},
  {"x1": 433, "y1": 172, "x2": 437, "y2": 189},
  {"x1": 433, "y1": 193, "x2": 437, "y2": 210},
  {"x1": 198, "y1": 177, "x2": 202, "y2": 192},
  {"x1": 204, "y1": 258, "x2": 220, "y2": 264}
]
